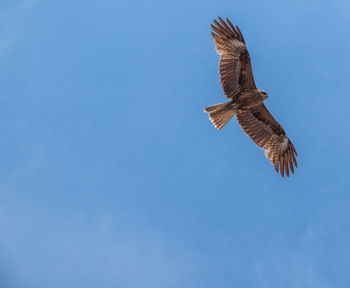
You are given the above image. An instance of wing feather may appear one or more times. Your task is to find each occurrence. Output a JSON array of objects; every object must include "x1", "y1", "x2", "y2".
[
  {"x1": 211, "y1": 17, "x2": 256, "y2": 100},
  {"x1": 284, "y1": 152, "x2": 289, "y2": 177},
  {"x1": 280, "y1": 156, "x2": 285, "y2": 178},
  {"x1": 236, "y1": 104, "x2": 298, "y2": 177}
]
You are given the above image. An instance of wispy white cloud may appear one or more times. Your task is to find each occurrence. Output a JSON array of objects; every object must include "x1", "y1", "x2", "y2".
[
  {"x1": 0, "y1": 39, "x2": 13, "y2": 53},
  {"x1": 0, "y1": 205, "x2": 197, "y2": 288},
  {"x1": 0, "y1": 0, "x2": 38, "y2": 55},
  {"x1": 22, "y1": 0, "x2": 38, "y2": 10}
]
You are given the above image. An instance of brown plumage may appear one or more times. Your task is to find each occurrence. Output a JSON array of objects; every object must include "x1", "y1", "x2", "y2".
[{"x1": 204, "y1": 17, "x2": 297, "y2": 177}]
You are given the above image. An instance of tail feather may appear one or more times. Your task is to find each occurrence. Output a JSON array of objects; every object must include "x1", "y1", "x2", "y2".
[{"x1": 204, "y1": 101, "x2": 236, "y2": 130}]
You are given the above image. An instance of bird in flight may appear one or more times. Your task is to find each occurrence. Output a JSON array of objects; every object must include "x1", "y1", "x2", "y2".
[{"x1": 204, "y1": 17, "x2": 297, "y2": 177}]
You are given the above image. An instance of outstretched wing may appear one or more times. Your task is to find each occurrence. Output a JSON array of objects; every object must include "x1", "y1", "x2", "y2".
[
  {"x1": 236, "y1": 104, "x2": 298, "y2": 177},
  {"x1": 211, "y1": 17, "x2": 256, "y2": 100}
]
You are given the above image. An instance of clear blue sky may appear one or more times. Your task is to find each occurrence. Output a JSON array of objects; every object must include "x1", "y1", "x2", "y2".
[{"x1": 1, "y1": 0, "x2": 350, "y2": 287}]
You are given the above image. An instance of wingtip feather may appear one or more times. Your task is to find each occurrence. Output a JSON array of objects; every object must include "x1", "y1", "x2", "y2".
[
  {"x1": 284, "y1": 152, "x2": 289, "y2": 178},
  {"x1": 280, "y1": 156, "x2": 285, "y2": 178}
]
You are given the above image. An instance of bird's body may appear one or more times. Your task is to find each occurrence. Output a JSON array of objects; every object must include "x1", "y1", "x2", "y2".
[
  {"x1": 233, "y1": 89, "x2": 266, "y2": 109},
  {"x1": 204, "y1": 17, "x2": 297, "y2": 177}
]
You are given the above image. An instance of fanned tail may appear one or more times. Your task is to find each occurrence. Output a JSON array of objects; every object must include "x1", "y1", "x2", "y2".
[{"x1": 204, "y1": 101, "x2": 236, "y2": 130}]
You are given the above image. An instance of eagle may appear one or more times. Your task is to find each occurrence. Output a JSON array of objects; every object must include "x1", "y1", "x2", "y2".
[{"x1": 204, "y1": 17, "x2": 297, "y2": 177}]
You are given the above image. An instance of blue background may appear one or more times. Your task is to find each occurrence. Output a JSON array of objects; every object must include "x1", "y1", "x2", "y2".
[{"x1": 1, "y1": 0, "x2": 350, "y2": 287}]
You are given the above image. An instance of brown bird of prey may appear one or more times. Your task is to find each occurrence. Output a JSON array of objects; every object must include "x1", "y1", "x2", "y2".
[{"x1": 204, "y1": 17, "x2": 297, "y2": 177}]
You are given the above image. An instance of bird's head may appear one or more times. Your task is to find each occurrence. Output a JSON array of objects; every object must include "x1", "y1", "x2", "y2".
[{"x1": 259, "y1": 90, "x2": 268, "y2": 100}]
